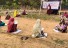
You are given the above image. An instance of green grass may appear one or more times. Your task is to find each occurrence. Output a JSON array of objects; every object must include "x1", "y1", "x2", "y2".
[
  {"x1": 21, "y1": 13, "x2": 60, "y2": 21},
  {"x1": 0, "y1": 11, "x2": 60, "y2": 22},
  {"x1": 54, "y1": 39, "x2": 65, "y2": 45}
]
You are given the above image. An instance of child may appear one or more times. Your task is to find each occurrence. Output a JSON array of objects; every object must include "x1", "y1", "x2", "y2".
[{"x1": 5, "y1": 11, "x2": 11, "y2": 20}]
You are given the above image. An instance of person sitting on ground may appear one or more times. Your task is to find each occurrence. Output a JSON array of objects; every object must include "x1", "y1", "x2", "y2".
[
  {"x1": 16, "y1": 13, "x2": 21, "y2": 17},
  {"x1": 60, "y1": 18, "x2": 65, "y2": 24},
  {"x1": 13, "y1": 10, "x2": 21, "y2": 17},
  {"x1": 60, "y1": 16, "x2": 68, "y2": 26},
  {"x1": 22, "y1": 10, "x2": 27, "y2": 15},
  {"x1": 63, "y1": 12, "x2": 68, "y2": 18},
  {"x1": 0, "y1": 16, "x2": 5, "y2": 26},
  {"x1": 32, "y1": 19, "x2": 47, "y2": 38},
  {"x1": 55, "y1": 21, "x2": 67, "y2": 33},
  {"x1": 5, "y1": 11, "x2": 11, "y2": 20},
  {"x1": 7, "y1": 18, "x2": 17, "y2": 33}
]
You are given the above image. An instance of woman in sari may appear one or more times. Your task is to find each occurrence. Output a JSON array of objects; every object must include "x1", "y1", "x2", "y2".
[
  {"x1": 22, "y1": 10, "x2": 27, "y2": 15},
  {"x1": 32, "y1": 19, "x2": 46, "y2": 38},
  {"x1": 55, "y1": 21, "x2": 67, "y2": 33},
  {"x1": 47, "y1": 4, "x2": 52, "y2": 15},
  {"x1": 7, "y1": 18, "x2": 17, "y2": 33}
]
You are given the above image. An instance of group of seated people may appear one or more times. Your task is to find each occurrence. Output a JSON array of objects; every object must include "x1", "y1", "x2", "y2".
[
  {"x1": 0, "y1": 15, "x2": 47, "y2": 38},
  {"x1": 1, "y1": 10, "x2": 27, "y2": 32},
  {"x1": 5, "y1": 10, "x2": 27, "y2": 18},
  {"x1": 14, "y1": 10, "x2": 27, "y2": 17},
  {"x1": 0, "y1": 18, "x2": 17, "y2": 33},
  {"x1": 0, "y1": 13, "x2": 17, "y2": 33},
  {"x1": 54, "y1": 12, "x2": 68, "y2": 33},
  {"x1": 1, "y1": 12, "x2": 68, "y2": 38}
]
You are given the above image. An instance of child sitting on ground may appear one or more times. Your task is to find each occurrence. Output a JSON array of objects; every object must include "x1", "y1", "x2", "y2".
[
  {"x1": 5, "y1": 11, "x2": 11, "y2": 20},
  {"x1": 22, "y1": 10, "x2": 27, "y2": 15}
]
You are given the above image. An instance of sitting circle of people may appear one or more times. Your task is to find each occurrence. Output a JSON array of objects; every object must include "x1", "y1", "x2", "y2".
[{"x1": 0, "y1": 10, "x2": 68, "y2": 39}]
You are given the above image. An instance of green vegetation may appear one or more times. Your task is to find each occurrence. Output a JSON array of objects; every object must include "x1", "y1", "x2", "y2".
[
  {"x1": 0, "y1": 0, "x2": 68, "y2": 9},
  {"x1": 22, "y1": 13, "x2": 60, "y2": 21},
  {"x1": 0, "y1": 0, "x2": 40, "y2": 9},
  {"x1": 54, "y1": 39, "x2": 65, "y2": 45},
  {"x1": 62, "y1": 0, "x2": 68, "y2": 9}
]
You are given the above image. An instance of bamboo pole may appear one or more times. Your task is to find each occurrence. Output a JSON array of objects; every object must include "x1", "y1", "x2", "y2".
[{"x1": 39, "y1": 0, "x2": 44, "y2": 15}]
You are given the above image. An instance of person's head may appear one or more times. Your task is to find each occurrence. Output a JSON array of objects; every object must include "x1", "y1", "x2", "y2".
[
  {"x1": 24, "y1": 10, "x2": 25, "y2": 11},
  {"x1": 9, "y1": 18, "x2": 14, "y2": 22},
  {"x1": 60, "y1": 18, "x2": 65, "y2": 24},
  {"x1": 8, "y1": 18, "x2": 14, "y2": 25},
  {"x1": 23, "y1": 10, "x2": 26, "y2": 12},
  {"x1": 33, "y1": 19, "x2": 41, "y2": 31},
  {"x1": 48, "y1": 4, "x2": 51, "y2": 6},
  {"x1": 6, "y1": 11, "x2": 8, "y2": 14},
  {"x1": 59, "y1": 22, "x2": 62, "y2": 26},
  {"x1": 7, "y1": 15, "x2": 10, "y2": 17},
  {"x1": 36, "y1": 19, "x2": 41, "y2": 25},
  {"x1": 64, "y1": 12, "x2": 67, "y2": 14},
  {"x1": 62, "y1": 19, "x2": 65, "y2": 24},
  {"x1": 61, "y1": 15, "x2": 64, "y2": 17}
]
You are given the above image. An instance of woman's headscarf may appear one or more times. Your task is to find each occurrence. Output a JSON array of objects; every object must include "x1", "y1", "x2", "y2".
[
  {"x1": 7, "y1": 18, "x2": 14, "y2": 32},
  {"x1": 63, "y1": 12, "x2": 68, "y2": 18},
  {"x1": 8, "y1": 18, "x2": 14, "y2": 24},
  {"x1": 47, "y1": 4, "x2": 51, "y2": 10},
  {"x1": 33, "y1": 19, "x2": 42, "y2": 34}
]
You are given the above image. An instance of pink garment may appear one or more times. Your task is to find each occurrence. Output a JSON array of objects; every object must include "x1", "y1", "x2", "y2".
[{"x1": 61, "y1": 25, "x2": 67, "y2": 30}]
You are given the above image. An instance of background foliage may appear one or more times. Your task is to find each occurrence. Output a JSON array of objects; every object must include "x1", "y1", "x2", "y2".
[{"x1": 0, "y1": 0, "x2": 68, "y2": 9}]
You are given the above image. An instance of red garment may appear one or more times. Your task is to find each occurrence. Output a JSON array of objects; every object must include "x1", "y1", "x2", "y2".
[
  {"x1": 0, "y1": 16, "x2": 2, "y2": 23},
  {"x1": 63, "y1": 12, "x2": 68, "y2": 18},
  {"x1": 0, "y1": 16, "x2": 1, "y2": 21},
  {"x1": 22, "y1": 10, "x2": 26, "y2": 15},
  {"x1": 47, "y1": 4, "x2": 52, "y2": 15},
  {"x1": 7, "y1": 18, "x2": 15, "y2": 32}
]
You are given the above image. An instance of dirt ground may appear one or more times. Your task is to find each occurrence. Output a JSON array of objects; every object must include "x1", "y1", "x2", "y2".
[{"x1": 0, "y1": 16, "x2": 68, "y2": 48}]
